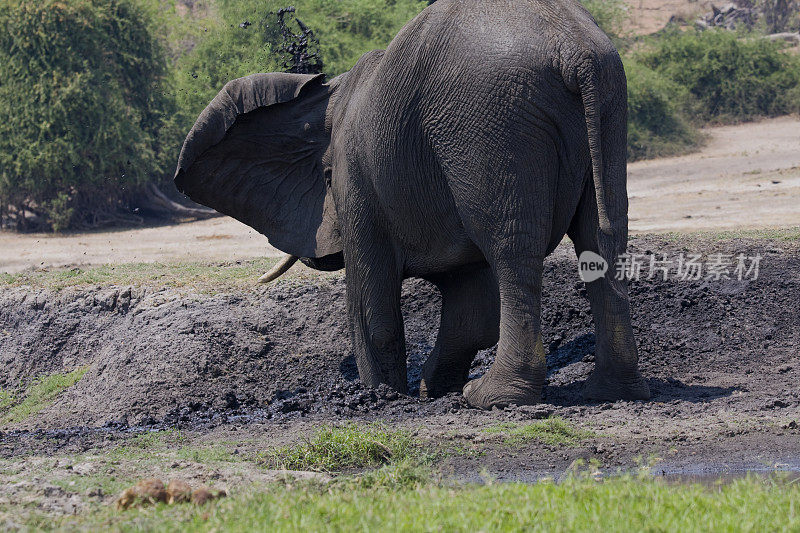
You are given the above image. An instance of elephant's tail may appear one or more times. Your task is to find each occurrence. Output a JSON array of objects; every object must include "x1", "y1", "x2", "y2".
[
  {"x1": 576, "y1": 56, "x2": 613, "y2": 238},
  {"x1": 576, "y1": 53, "x2": 629, "y2": 297}
]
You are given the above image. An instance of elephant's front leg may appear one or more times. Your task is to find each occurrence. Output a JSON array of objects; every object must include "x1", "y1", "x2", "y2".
[
  {"x1": 420, "y1": 267, "x2": 500, "y2": 399},
  {"x1": 568, "y1": 189, "x2": 650, "y2": 401},
  {"x1": 344, "y1": 232, "x2": 408, "y2": 393}
]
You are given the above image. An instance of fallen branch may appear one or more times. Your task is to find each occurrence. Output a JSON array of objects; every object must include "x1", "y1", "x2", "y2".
[
  {"x1": 765, "y1": 32, "x2": 800, "y2": 42},
  {"x1": 144, "y1": 183, "x2": 218, "y2": 219}
]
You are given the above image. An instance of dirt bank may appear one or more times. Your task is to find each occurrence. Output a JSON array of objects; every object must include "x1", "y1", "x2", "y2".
[{"x1": 2, "y1": 233, "x2": 799, "y2": 479}]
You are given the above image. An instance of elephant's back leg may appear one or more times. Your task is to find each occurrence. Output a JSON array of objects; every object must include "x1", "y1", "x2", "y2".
[
  {"x1": 440, "y1": 134, "x2": 562, "y2": 408},
  {"x1": 568, "y1": 180, "x2": 651, "y2": 401}
]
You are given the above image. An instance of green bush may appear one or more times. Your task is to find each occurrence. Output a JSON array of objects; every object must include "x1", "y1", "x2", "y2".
[
  {"x1": 0, "y1": 0, "x2": 171, "y2": 231},
  {"x1": 161, "y1": 0, "x2": 427, "y2": 177},
  {"x1": 581, "y1": 0, "x2": 629, "y2": 40},
  {"x1": 168, "y1": 0, "x2": 426, "y2": 119},
  {"x1": 638, "y1": 29, "x2": 800, "y2": 123},
  {"x1": 625, "y1": 60, "x2": 700, "y2": 161}
]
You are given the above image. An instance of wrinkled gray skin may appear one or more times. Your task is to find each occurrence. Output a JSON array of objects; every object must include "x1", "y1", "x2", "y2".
[{"x1": 174, "y1": 0, "x2": 650, "y2": 408}]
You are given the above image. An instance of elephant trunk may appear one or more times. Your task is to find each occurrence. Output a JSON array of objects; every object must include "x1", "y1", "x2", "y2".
[{"x1": 258, "y1": 254, "x2": 299, "y2": 283}]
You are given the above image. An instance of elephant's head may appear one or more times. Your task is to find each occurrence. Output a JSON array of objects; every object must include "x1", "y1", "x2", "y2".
[{"x1": 174, "y1": 72, "x2": 344, "y2": 273}]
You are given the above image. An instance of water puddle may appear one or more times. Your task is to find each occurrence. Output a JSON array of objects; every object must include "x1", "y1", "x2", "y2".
[
  {"x1": 459, "y1": 459, "x2": 800, "y2": 486},
  {"x1": 655, "y1": 459, "x2": 800, "y2": 486}
]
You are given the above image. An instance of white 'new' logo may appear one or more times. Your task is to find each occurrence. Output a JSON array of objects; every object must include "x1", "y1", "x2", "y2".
[{"x1": 578, "y1": 251, "x2": 608, "y2": 282}]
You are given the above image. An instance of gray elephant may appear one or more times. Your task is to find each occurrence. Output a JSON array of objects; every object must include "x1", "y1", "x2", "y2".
[{"x1": 174, "y1": 0, "x2": 650, "y2": 408}]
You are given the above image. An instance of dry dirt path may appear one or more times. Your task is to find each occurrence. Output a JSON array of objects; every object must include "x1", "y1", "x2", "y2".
[
  {"x1": 628, "y1": 116, "x2": 800, "y2": 233},
  {"x1": 1, "y1": 117, "x2": 799, "y2": 274},
  {"x1": 0, "y1": 216, "x2": 284, "y2": 274}
]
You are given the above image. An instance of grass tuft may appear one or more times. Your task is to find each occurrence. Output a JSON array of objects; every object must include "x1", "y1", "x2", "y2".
[
  {"x1": 260, "y1": 423, "x2": 417, "y2": 472},
  {"x1": 0, "y1": 389, "x2": 16, "y2": 411},
  {"x1": 340, "y1": 459, "x2": 432, "y2": 491},
  {"x1": 1, "y1": 367, "x2": 89, "y2": 424},
  {"x1": 0, "y1": 258, "x2": 339, "y2": 292},
  {"x1": 654, "y1": 226, "x2": 800, "y2": 243},
  {"x1": 484, "y1": 417, "x2": 595, "y2": 447}
]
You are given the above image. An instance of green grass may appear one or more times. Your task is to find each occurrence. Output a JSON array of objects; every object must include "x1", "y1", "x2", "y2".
[
  {"x1": 0, "y1": 389, "x2": 16, "y2": 411},
  {"x1": 484, "y1": 418, "x2": 595, "y2": 447},
  {"x1": 1, "y1": 367, "x2": 89, "y2": 424},
  {"x1": 176, "y1": 444, "x2": 241, "y2": 464},
  {"x1": 40, "y1": 474, "x2": 800, "y2": 532},
  {"x1": 334, "y1": 458, "x2": 433, "y2": 491},
  {"x1": 652, "y1": 226, "x2": 800, "y2": 243},
  {"x1": 260, "y1": 423, "x2": 418, "y2": 472},
  {"x1": 108, "y1": 430, "x2": 243, "y2": 465},
  {"x1": 107, "y1": 429, "x2": 187, "y2": 459},
  {"x1": 51, "y1": 472, "x2": 131, "y2": 501},
  {"x1": 0, "y1": 257, "x2": 338, "y2": 292}
]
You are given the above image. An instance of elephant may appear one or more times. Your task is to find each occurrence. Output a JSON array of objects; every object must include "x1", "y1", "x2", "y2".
[{"x1": 173, "y1": 0, "x2": 651, "y2": 409}]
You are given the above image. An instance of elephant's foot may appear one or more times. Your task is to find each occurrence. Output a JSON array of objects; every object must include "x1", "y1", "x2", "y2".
[
  {"x1": 462, "y1": 370, "x2": 543, "y2": 409},
  {"x1": 582, "y1": 370, "x2": 650, "y2": 401},
  {"x1": 419, "y1": 375, "x2": 468, "y2": 399}
]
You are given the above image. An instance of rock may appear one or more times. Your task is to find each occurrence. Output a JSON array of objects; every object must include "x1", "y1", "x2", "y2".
[
  {"x1": 166, "y1": 479, "x2": 193, "y2": 504},
  {"x1": 765, "y1": 33, "x2": 800, "y2": 43},
  {"x1": 191, "y1": 487, "x2": 226, "y2": 505},
  {"x1": 696, "y1": 2, "x2": 758, "y2": 30},
  {"x1": 115, "y1": 479, "x2": 168, "y2": 510},
  {"x1": 762, "y1": 398, "x2": 790, "y2": 410},
  {"x1": 517, "y1": 404, "x2": 555, "y2": 419}
]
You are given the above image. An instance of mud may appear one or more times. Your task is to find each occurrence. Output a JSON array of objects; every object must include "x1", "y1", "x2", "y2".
[{"x1": 1, "y1": 234, "x2": 799, "y2": 480}]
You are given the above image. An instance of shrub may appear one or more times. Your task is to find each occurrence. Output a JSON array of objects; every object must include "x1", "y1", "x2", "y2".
[
  {"x1": 0, "y1": 0, "x2": 170, "y2": 231},
  {"x1": 162, "y1": 0, "x2": 427, "y2": 176},
  {"x1": 169, "y1": 0, "x2": 426, "y2": 117},
  {"x1": 625, "y1": 60, "x2": 700, "y2": 161},
  {"x1": 581, "y1": 0, "x2": 629, "y2": 40},
  {"x1": 638, "y1": 29, "x2": 800, "y2": 123}
]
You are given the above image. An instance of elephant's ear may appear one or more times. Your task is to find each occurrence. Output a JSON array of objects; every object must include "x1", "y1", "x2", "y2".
[{"x1": 174, "y1": 72, "x2": 341, "y2": 258}]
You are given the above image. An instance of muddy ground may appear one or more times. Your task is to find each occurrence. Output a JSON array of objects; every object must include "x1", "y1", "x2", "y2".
[{"x1": 2, "y1": 233, "x2": 799, "y2": 489}]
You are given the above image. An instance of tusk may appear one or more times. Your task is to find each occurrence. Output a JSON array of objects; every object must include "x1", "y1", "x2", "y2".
[{"x1": 258, "y1": 255, "x2": 299, "y2": 284}]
